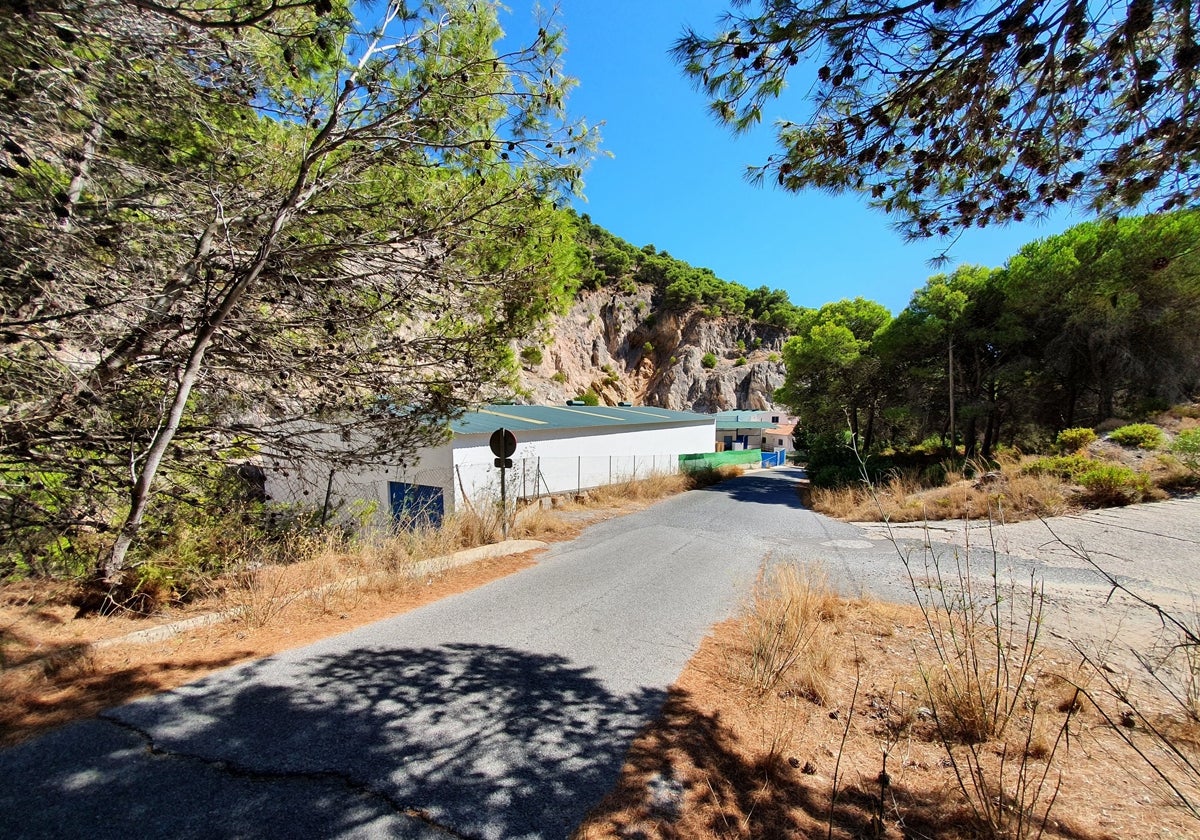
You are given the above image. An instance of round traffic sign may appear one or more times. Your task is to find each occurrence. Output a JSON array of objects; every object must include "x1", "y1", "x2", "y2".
[{"x1": 489, "y1": 427, "x2": 517, "y2": 458}]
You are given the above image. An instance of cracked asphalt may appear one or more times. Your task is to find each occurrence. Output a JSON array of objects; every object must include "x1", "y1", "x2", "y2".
[
  {"x1": 3, "y1": 469, "x2": 1194, "y2": 839},
  {"x1": 0, "y1": 467, "x2": 865, "y2": 840}
]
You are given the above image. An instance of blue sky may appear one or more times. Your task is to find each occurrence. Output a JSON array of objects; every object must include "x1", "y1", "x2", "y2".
[{"x1": 497, "y1": 1, "x2": 1088, "y2": 315}]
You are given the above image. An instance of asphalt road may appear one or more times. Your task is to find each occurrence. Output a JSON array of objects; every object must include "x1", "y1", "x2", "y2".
[
  {"x1": 0, "y1": 467, "x2": 873, "y2": 840},
  {"x1": 4, "y1": 469, "x2": 1195, "y2": 839}
]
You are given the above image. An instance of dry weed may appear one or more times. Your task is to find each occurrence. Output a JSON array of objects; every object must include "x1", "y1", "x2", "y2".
[{"x1": 730, "y1": 563, "x2": 840, "y2": 703}]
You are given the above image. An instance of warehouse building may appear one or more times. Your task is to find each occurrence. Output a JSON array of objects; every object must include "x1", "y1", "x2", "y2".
[{"x1": 264, "y1": 403, "x2": 716, "y2": 530}]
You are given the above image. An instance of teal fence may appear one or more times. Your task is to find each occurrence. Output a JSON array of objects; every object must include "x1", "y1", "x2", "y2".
[{"x1": 678, "y1": 449, "x2": 763, "y2": 471}]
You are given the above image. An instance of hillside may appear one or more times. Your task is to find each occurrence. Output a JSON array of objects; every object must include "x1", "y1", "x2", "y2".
[
  {"x1": 516, "y1": 285, "x2": 789, "y2": 412},
  {"x1": 512, "y1": 213, "x2": 805, "y2": 412}
]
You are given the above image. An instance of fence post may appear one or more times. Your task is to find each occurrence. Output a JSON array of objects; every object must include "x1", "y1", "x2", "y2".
[
  {"x1": 577, "y1": 456, "x2": 581, "y2": 495},
  {"x1": 320, "y1": 468, "x2": 335, "y2": 526}
]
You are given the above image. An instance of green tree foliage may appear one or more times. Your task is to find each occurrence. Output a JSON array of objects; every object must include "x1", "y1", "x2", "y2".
[
  {"x1": 674, "y1": 1, "x2": 1200, "y2": 238},
  {"x1": 701, "y1": 352, "x2": 719, "y2": 369},
  {"x1": 569, "y1": 212, "x2": 810, "y2": 326},
  {"x1": 778, "y1": 212, "x2": 1200, "y2": 482},
  {"x1": 776, "y1": 297, "x2": 891, "y2": 450},
  {"x1": 1002, "y1": 212, "x2": 1200, "y2": 424},
  {"x1": 0, "y1": 0, "x2": 592, "y2": 582}
]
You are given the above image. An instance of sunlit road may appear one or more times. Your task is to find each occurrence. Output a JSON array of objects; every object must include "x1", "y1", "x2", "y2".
[
  {"x1": 1, "y1": 467, "x2": 880, "y2": 840},
  {"x1": 5, "y1": 468, "x2": 1192, "y2": 838}
]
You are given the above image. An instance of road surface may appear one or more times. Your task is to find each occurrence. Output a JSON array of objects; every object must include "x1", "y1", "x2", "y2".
[
  {"x1": 0, "y1": 468, "x2": 869, "y2": 840},
  {"x1": 3, "y1": 469, "x2": 1195, "y2": 839}
]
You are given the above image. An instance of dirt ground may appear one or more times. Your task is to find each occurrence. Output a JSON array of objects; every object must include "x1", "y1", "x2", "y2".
[
  {"x1": 575, "y1": 599, "x2": 1200, "y2": 840},
  {"x1": 0, "y1": 550, "x2": 538, "y2": 747}
]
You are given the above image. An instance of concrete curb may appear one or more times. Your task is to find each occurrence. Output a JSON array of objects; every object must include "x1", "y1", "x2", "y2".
[{"x1": 71, "y1": 539, "x2": 548, "y2": 653}]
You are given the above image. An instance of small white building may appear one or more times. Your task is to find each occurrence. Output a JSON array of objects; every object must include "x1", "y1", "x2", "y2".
[{"x1": 264, "y1": 403, "x2": 716, "y2": 530}]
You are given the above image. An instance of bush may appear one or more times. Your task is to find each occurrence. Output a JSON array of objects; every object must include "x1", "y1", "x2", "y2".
[
  {"x1": 1171, "y1": 428, "x2": 1200, "y2": 473},
  {"x1": 519, "y1": 346, "x2": 543, "y2": 367},
  {"x1": 1078, "y1": 464, "x2": 1151, "y2": 506},
  {"x1": 1055, "y1": 426, "x2": 1097, "y2": 453},
  {"x1": 734, "y1": 356, "x2": 747, "y2": 366},
  {"x1": 642, "y1": 341, "x2": 654, "y2": 354},
  {"x1": 574, "y1": 389, "x2": 600, "y2": 406},
  {"x1": 1022, "y1": 454, "x2": 1099, "y2": 481},
  {"x1": 1108, "y1": 423, "x2": 1164, "y2": 449},
  {"x1": 700, "y1": 352, "x2": 717, "y2": 369},
  {"x1": 551, "y1": 370, "x2": 567, "y2": 384}
]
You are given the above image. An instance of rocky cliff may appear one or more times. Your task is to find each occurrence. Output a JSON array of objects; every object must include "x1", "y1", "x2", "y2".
[{"x1": 516, "y1": 285, "x2": 789, "y2": 412}]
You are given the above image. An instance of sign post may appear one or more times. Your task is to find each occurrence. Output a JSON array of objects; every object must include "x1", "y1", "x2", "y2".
[{"x1": 489, "y1": 427, "x2": 517, "y2": 539}]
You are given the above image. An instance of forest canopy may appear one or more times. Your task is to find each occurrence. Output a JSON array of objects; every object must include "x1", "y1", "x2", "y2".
[
  {"x1": 675, "y1": 1, "x2": 1200, "y2": 239},
  {"x1": 776, "y1": 211, "x2": 1200, "y2": 477},
  {"x1": 0, "y1": 0, "x2": 592, "y2": 585}
]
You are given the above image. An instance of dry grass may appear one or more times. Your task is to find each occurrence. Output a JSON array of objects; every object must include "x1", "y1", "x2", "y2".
[
  {"x1": 812, "y1": 459, "x2": 1074, "y2": 523},
  {"x1": 728, "y1": 563, "x2": 841, "y2": 703},
  {"x1": 577, "y1": 565, "x2": 1200, "y2": 840}
]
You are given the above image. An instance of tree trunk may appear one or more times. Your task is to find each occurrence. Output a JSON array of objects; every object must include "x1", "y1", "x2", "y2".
[
  {"x1": 104, "y1": 122, "x2": 340, "y2": 582},
  {"x1": 58, "y1": 118, "x2": 103, "y2": 231},
  {"x1": 948, "y1": 339, "x2": 955, "y2": 450}
]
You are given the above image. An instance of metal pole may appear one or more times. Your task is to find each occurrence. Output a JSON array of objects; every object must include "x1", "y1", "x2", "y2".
[
  {"x1": 500, "y1": 460, "x2": 507, "y2": 540},
  {"x1": 577, "y1": 456, "x2": 581, "y2": 495},
  {"x1": 320, "y1": 468, "x2": 335, "y2": 527}
]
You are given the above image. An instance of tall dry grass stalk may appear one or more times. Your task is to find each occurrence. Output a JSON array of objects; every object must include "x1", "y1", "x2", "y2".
[
  {"x1": 731, "y1": 563, "x2": 840, "y2": 703},
  {"x1": 892, "y1": 520, "x2": 1069, "y2": 839}
]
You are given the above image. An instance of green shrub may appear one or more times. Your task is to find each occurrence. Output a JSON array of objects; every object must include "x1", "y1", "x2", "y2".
[
  {"x1": 551, "y1": 371, "x2": 567, "y2": 384},
  {"x1": 1171, "y1": 428, "x2": 1200, "y2": 473},
  {"x1": 1055, "y1": 427, "x2": 1097, "y2": 453},
  {"x1": 734, "y1": 356, "x2": 747, "y2": 366},
  {"x1": 519, "y1": 346, "x2": 543, "y2": 367},
  {"x1": 736, "y1": 339, "x2": 747, "y2": 352},
  {"x1": 1022, "y1": 454, "x2": 1100, "y2": 481},
  {"x1": 701, "y1": 352, "x2": 718, "y2": 369},
  {"x1": 1078, "y1": 464, "x2": 1151, "y2": 506},
  {"x1": 643, "y1": 341, "x2": 654, "y2": 354},
  {"x1": 1108, "y1": 423, "x2": 1164, "y2": 449},
  {"x1": 669, "y1": 355, "x2": 678, "y2": 365},
  {"x1": 574, "y1": 390, "x2": 600, "y2": 406},
  {"x1": 768, "y1": 352, "x2": 780, "y2": 363}
]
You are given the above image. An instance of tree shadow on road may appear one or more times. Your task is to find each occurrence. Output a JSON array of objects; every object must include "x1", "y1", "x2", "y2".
[
  {"x1": 698, "y1": 468, "x2": 807, "y2": 509},
  {"x1": 2, "y1": 642, "x2": 665, "y2": 839}
]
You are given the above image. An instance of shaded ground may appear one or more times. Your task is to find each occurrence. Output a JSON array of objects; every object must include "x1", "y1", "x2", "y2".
[{"x1": 0, "y1": 553, "x2": 536, "y2": 747}]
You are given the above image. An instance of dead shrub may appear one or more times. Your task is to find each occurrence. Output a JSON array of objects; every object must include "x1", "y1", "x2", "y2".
[{"x1": 729, "y1": 563, "x2": 840, "y2": 702}]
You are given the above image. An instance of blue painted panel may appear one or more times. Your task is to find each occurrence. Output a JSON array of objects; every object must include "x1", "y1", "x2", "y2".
[{"x1": 388, "y1": 481, "x2": 444, "y2": 528}]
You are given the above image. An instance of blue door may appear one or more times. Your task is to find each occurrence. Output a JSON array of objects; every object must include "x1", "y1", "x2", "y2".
[{"x1": 388, "y1": 482, "x2": 444, "y2": 528}]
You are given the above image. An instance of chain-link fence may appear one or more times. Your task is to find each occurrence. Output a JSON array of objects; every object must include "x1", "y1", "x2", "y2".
[{"x1": 262, "y1": 449, "x2": 781, "y2": 537}]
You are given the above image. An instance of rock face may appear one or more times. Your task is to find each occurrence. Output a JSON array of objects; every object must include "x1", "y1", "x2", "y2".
[{"x1": 515, "y1": 286, "x2": 788, "y2": 412}]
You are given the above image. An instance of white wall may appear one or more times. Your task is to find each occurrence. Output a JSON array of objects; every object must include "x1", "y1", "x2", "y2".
[
  {"x1": 451, "y1": 421, "x2": 714, "y2": 506},
  {"x1": 263, "y1": 443, "x2": 453, "y2": 533}
]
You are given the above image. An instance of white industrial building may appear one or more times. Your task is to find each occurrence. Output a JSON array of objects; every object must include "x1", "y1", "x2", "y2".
[{"x1": 264, "y1": 403, "x2": 716, "y2": 530}]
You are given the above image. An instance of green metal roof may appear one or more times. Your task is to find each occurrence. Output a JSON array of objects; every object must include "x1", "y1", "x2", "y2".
[
  {"x1": 452, "y1": 404, "x2": 716, "y2": 435},
  {"x1": 715, "y1": 419, "x2": 776, "y2": 430}
]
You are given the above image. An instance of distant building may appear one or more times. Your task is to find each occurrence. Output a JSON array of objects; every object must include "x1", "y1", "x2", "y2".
[
  {"x1": 713, "y1": 409, "x2": 796, "y2": 452},
  {"x1": 264, "y1": 404, "x2": 716, "y2": 529}
]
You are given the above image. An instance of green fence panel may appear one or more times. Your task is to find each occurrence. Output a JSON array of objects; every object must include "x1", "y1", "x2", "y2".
[{"x1": 678, "y1": 449, "x2": 763, "y2": 470}]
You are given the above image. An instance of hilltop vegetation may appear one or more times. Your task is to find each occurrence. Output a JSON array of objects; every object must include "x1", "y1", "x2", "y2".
[{"x1": 571, "y1": 212, "x2": 812, "y2": 331}]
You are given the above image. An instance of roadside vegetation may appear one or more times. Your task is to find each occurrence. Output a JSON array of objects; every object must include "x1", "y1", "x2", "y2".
[
  {"x1": 578, "y1": 548, "x2": 1200, "y2": 839},
  {"x1": 808, "y1": 407, "x2": 1200, "y2": 523}
]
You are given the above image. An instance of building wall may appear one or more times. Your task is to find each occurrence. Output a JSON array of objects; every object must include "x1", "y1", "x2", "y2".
[
  {"x1": 451, "y1": 421, "x2": 715, "y2": 506},
  {"x1": 263, "y1": 443, "x2": 453, "y2": 533}
]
